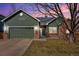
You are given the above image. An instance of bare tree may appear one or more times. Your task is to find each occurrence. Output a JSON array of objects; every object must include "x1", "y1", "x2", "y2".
[{"x1": 35, "y1": 3, "x2": 79, "y2": 43}]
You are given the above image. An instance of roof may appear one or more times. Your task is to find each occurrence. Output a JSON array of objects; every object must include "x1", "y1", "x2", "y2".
[
  {"x1": 37, "y1": 17, "x2": 53, "y2": 25},
  {"x1": 37, "y1": 16, "x2": 62, "y2": 26},
  {"x1": 1, "y1": 9, "x2": 40, "y2": 22},
  {"x1": 0, "y1": 15, "x2": 5, "y2": 21},
  {"x1": 48, "y1": 16, "x2": 63, "y2": 26}
]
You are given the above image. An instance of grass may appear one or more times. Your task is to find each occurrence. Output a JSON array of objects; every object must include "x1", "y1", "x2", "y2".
[{"x1": 23, "y1": 39, "x2": 79, "y2": 56}]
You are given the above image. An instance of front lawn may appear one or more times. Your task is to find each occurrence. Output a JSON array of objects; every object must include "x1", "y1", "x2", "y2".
[{"x1": 23, "y1": 39, "x2": 79, "y2": 56}]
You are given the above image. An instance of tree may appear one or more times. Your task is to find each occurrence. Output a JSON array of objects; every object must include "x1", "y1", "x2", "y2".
[{"x1": 35, "y1": 3, "x2": 79, "y2": 43}]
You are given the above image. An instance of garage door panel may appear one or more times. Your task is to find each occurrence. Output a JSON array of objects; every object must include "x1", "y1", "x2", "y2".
[{"x1": 9, "y1": 27, "x2": 34, "y2": 39}]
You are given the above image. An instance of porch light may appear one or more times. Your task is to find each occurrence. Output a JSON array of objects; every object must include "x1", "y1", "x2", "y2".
[
  {"x1": 34, "y1": 26, "x2": 39, "y2": 30},
  {"x1": 4, "y1": 25, "x2": 8, "y2": 33}
]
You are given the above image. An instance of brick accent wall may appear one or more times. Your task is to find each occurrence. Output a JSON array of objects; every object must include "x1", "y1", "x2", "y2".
[
  {"x1": 0, "y1": 32, "x2": 3, "y2": 39},
  {"x1": 3, "y1": 32, "x2": 8, "y2": 40},
  {"x1": 34, "y1": 31, "x2": 40, "y2": 39}
]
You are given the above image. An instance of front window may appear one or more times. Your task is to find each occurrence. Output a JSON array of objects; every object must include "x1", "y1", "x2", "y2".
[{"x1": 49, "y1": 27, "x2": 57, "y2": 33}]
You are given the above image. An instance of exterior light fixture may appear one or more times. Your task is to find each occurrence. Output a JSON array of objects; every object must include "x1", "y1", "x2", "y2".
[
  {"x1": 34, "y1": 26, "x2": 39, "y2": 30},
  {"x1": 20, "y1": 12, "x2": 23, "y2": 16}
]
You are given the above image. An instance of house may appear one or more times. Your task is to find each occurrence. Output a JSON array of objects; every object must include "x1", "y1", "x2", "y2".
[
  {"x1": 1, "y1": 10, "x2": 41, "y2": 40},
  {"x1": 0, "y1": 9, "x2": 63, "y2": 40}
]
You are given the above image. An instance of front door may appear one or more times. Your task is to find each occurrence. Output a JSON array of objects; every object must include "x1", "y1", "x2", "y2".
[{"x1": 40, "y1": 27, "x2": 46, "y2": 38}]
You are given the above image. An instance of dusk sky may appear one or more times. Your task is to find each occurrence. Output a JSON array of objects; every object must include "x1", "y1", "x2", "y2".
[{"x1": 0, "y1": 3, "x2": 70, "y2": 18}]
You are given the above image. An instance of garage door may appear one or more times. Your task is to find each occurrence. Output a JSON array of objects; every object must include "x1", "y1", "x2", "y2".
[{"x1": 9, "y1": 27, "x2": 34, "y2": 39}]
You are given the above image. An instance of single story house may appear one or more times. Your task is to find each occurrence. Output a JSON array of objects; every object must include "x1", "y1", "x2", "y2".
[{"x1": 0, "y1": 9, "x2": 63, "y2": 40}]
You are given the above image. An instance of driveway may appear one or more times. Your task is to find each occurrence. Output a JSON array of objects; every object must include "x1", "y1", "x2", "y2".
[{"x1": 0, "y1": 39, "x2": 32, "y2": 56}]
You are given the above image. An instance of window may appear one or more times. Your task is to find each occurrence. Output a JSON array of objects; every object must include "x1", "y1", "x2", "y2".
[{"x1": 49, "y1": 27, "x2": 57, "y2": 33}]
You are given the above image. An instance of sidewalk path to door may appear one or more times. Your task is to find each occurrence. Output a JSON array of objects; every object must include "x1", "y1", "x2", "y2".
[{"x1": 0, "y1": 39, "x2": 32, "y2": 56}]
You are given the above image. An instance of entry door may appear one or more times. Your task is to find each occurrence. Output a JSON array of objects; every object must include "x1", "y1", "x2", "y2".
[
  {"x1": 40, "y1": 28, "x2": 46, "y2": 38},
  {"x1": 9, "y1": 27, "x2": 34, "y2": 39}
]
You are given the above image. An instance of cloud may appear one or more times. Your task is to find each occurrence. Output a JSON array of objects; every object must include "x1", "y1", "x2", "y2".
[{"x1": 60, "y1": 4, "x2": 70, "y2": 18}]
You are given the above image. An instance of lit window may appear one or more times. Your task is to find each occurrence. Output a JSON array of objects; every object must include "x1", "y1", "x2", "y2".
[{"x1": 49, "y1": 27, "x2": 57, "y2": 33}]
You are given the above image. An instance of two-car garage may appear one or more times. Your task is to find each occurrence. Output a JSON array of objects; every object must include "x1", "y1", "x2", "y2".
[{"x1": 9, "y1": 27, "x2": 34, "y2": 39}]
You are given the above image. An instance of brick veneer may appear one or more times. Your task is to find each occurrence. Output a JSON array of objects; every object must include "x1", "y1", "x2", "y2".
[
  {"x1": 34, "y1": 31, "x2": 40, "y2": 39},
  {"x1": 3, "y1": 32, "x2": 8, "y2": 40},
  {"x1": 0, "y1": 32, "x2": 3, "y2": 39}
]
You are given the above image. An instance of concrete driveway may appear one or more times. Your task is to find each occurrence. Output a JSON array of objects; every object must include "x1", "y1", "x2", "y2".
[{"x1": 0, "y1": 39, "x2": 32, "y2": 56}]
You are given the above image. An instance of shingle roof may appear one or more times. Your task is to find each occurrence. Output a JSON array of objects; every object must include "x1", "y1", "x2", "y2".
[
  {"x1": 37, "y1": 17, "x2": 53, "y2": 25},
  {"x1": 37, "y1": 16, "x2": 62, "y2": 26}
]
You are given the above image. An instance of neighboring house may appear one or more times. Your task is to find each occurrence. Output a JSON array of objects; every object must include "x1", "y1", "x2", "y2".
[
  {"x1": 0, "y1": 15, "x2": 5, "y2": 32},
  {"x1": 0, "y1": 15, "x2": 5, "y2": 39},
  {"x1": 1, "y1": 10, "x2": 40, "y2": 40}
]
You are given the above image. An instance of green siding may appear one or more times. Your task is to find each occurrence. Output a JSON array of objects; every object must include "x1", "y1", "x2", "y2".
[
  {"x1": 46, "y1": 17, "x2": 62, "y2": 33},
  {"x1": 49, "y1": 17, "x2": 62, "y2": 27},
  {"x1": 9, "y1": 27, "x2": 34, "y2": 39},
  {"x1": 5, "y1": 12, "x2": 39, "y2": 26}
]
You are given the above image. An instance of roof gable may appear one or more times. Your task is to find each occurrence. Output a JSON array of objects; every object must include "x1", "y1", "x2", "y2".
[
  {"x1": 37, "y1": 16, "x2": 63, "y2": 26},
  {"x1": 1, "y1": 9, "x2": 40, "y2": 22},
  {"x1": 37, "y1": 17, "x2": 53, "y2": 25},
  {"x1": 48, "y1": 17, "x2": 63, "y2": 26}
]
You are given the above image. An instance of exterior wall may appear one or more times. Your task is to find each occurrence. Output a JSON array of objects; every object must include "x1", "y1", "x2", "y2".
[
  {"x1": 3, "y1": 32, "x2": 8, "y2": 40},
  {"x1": 0, "y1": 32, "x2": 8, "y2": 40},
  {"x1": 46, "y1": 17, "x2": 62, "y2": 39},
  {"x1": 0, "y1": 32, "x2": 3, "y2": 39},
  {"x1": 5, "y1": 12, "x2": 39, "y2": 26},
  {"x1": 34, "y1": 30, "x2": 40, "y2": 39}
]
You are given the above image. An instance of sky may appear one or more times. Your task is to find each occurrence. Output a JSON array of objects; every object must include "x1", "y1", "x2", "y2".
[{"x1": 0, "y1": 3, "x2": 70, "y2": 18}]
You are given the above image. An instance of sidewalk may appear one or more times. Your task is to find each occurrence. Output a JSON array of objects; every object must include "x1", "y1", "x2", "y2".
[{"x1": 0, "y1": 39, "x2": 32, "y2": 56}]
